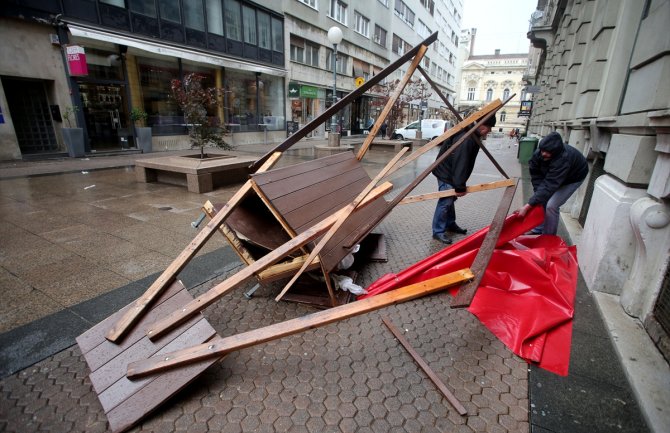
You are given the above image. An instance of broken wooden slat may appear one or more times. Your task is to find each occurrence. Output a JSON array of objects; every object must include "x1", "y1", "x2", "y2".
[
  {"x1": 356, "y1": 44, "x2": 429, "y2": 161},
  {"x1": 250, "y1": 32, "x2": 439, "y2": 171},
  {"x1": 417, "y1": 65, "x2": 510, "y2": 179},
  {"x1": 274, "y1": 147, "x2": 409, "y2": 302},
  {"x1": 145, "y1": 182, "x2": 394, "y2": 341},
  {"x1": 127, "y1": 268, "x2": 474, "y2": 378},
  {"x1": 450, "y1": 180, "x2": 519, "y2": 307},
  {"x1": 105, "y1": 152, "x2": 282, "y2": 343},
  {"x1": 381, "y1": 316, "x2": 468, "y2": 416},
  {"x1": 399, "y1": 179, "x2": 515, "y2": 205}
]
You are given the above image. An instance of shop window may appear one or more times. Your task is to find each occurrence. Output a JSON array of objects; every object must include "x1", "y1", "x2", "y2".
[
  {"x1": 137, "y1": 57, "x2": 184, "y2": 135},
  {"x1": 83, "y1": 47, "x2": 125, "y2": 81},
  {"x1": 224, "y1": 70, "x2": 285, "y2": 132}
]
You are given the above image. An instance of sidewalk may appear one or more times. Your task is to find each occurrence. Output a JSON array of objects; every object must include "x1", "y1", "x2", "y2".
[{"x1": 0, "y1": 137, "x2": 651, "y2": 432}]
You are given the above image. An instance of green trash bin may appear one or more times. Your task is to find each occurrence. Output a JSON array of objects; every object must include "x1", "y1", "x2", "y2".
[{"x1": 518, "y1": 137, "x2": 539, "y2": 163}]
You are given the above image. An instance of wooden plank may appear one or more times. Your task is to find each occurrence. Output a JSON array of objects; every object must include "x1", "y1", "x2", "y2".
[
  {"x1": 202, "y1": 201, "x2": 254, "y2": 266},
  {"x1": 274, "y1": 148, "x2": 409, "y2": 302},
  {"x1": 127, "y1": 269, "x2": 475, "y2": 378},
  {"x1": 250, "y1": 32, "x2": 439, "y2": 171},
  {"x1": 144, "y1": 182, "x2": 394, "y2": 341},
  {"x1": 399, "y1": 179, "x2": 515, "y2": 205},
  {"x1": 104, "y1": 152, "x2": 282, "y2": 343},
  {"x1": 381, "y1": 316, "x2": 468, "y2": 416},
  {"x1": 356, "y1": 44, "x2": 428, "y2": 161},
  {"x1": 417, "y1": 65, "x2": 510, "y2": 179},
  {"x1": 252, "y1": 151, "x2": 355, "y2": 187},
  {"x1": 450, "y1": 180, "x2": 519, "y2": 308}
]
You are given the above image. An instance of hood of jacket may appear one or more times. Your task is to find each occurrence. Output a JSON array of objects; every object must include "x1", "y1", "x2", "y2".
[{"x1": 538, "y1": 132, "x2": 565, "y2": 157}]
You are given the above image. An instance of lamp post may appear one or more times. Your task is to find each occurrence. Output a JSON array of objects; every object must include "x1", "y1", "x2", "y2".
[
  {"x1": 327, "y1": 26, "x2": 343, "y2": 147},
  {"x1": 417, "y1": 77, "x2": 426, "y2": 139}
]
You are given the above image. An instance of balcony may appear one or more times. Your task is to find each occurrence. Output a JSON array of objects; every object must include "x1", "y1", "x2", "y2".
[{"x1": 527, "y1": 0, "x2": 562, "y2": 50}]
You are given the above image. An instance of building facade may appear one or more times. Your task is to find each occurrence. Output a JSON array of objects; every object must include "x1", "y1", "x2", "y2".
[
  {"x1": 0, "y1": 0, "x2": 464, "y2": 160},
  {"x1": 456, "y1": 30, "x2": 529, "y2": 134},
  {"x1": 527, "y1": 0, "x2": 670, "y2": 422}
]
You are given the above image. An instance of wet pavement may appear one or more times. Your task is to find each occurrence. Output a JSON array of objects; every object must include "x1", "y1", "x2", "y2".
[{"x1": 0, "y1": 136, "x2": 650, "y2": 432}]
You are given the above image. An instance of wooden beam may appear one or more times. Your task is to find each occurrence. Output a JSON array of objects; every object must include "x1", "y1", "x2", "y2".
[
  {"x1": 127, "y1": 269, "x2": 474, "y2": 378},
  {"x1": 417, "y1": 66, "x2": 510, "y2": 179},
  {"x1": 274, "y1": 148, "x2": 409, "y2": 302},
  {"x1": 249, "y1": 32, "x2": 439, "y2": 171},
  {"x1": 356, "y1": 45, "x2": 428, "y2": 161},
  {"x1": 145, "y1": 181, "x2": 394, "y2": 341},
  {"x1": 450, "y1": 180, "x2": 518, "y2": 308},
  {"x1": 381, "y1": 316, "x2": 468, "y2": 416},
  {"x1": 105, "y1": 152, "x2": 283, "y2": 343},
  {"x1": 399, "y1": 179, "x2": 515, "y2": 205}
]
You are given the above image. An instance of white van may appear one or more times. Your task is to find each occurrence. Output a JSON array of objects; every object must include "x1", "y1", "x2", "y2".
[{"x1": 392, "y1": 119, "x2": 451, "y2": 140}]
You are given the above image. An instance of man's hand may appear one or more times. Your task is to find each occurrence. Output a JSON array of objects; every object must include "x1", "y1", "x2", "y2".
[
  {"x1": 455, "y1": 191, "x2": 467, "y2": 197},
  {"x1": 518, "y1": 203, "x2": 533, "y2": 217}
]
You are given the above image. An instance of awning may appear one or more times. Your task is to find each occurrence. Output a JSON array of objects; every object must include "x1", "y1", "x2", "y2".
[{"x1": 67, "y1": 24, "x2": 287, "y2": 77}]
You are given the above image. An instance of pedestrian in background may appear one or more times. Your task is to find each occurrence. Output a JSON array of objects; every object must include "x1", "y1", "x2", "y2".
[
  {"x1": 518, "y1": 131, "x2": 588, "y2": 235},
  {"x1": 431, "y1": 115, "x2": 497, "y2": 244},
  {"x1": 380, "y1": 121, "x2": 387, "y2": 139}
]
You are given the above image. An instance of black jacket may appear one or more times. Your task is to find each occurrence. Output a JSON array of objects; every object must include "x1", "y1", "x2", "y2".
[
  {"x1": 432, "y1": 131, "x2": 480, "y2": 192},
  {"x1": 528, "y1": 132, "x2": 589, "y2": 206}
]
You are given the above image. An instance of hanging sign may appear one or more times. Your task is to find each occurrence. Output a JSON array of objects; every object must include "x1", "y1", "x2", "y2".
[
  {"x1": 288, "y1": 82, "x2": 300, "y2": 98},
  {"x1": 519, "y1": 100, "x2": 533, "y2": 117},
  {"x1": 355, "y1": 77, "x2": 365, "y2": 87},
  {"x1": 66, "y1": 45, "x2": 89, "y2": 76}
]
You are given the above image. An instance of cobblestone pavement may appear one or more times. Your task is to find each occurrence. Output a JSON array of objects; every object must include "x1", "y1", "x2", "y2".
[{"x1": 0, "y1": 138, "x2": 530, "y2": 432}]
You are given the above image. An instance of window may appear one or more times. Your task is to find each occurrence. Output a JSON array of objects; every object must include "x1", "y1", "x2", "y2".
[
  {"x1": 329, "y1": 0, "x2": 348, "y2": 24},
  {"x1": 257, "y1": 11, "x2": 271, "y2": 49},
  {"x1": 290, "y1": 36, "x2": 319, "y2": 67},
  {"x1": 503, "y1": 88, "x2": 510, "y2": 100},
  {"x1": 298, "y1": 0, "x2": 317, "y2": 7},
  {"x1": 242, "y1": 5, "x2": 257, "y2": 44},
  {"x1": 417, "y1": 20, "x2": 431, "y2": 39},
  {"x1": 423, "y1": 56, "x2": 430, "y2": 69},
  {"x1": 500, "y1": 111, "x2": 507, "y2": 122},
  {"x1": 224, "y1": 70, "x2": 285, "y2": 131},
  {"x1": 206, "y1": 0, "x2": 223, "y2": 35},
  {"x1": 373, "y1": 25, "x2": 387, "y2": 47},
  {"x1": 378, "y1": 0, "x2": 388, "y2": 6},
  {"x1": 129, "y1": 0, "x2": 156, "y2": 17},
  {"x1": 326, "y1": 49, "x2": 348, "y2": 74},
  {"x1": 137, "y1": 56, "x2": 181, "y2": 134},
  {"x1": 184, "y1": 2, "x2": 205, "y2": 30},
  {"x1": 225, "y1": 0, "x2": 241, "y2": 41},
  {"x1": 394, "y1": 0, "x2": 415, "y2": 27},
  {"x1": 420, "y1": 0, "x2": 435, "y2": 15},
  {"x1": 272, "y1": 17, "x2": 283, "y2": 51},
  {"x1": 467, "y1": 87, "x2": 475, "y2": 100},
  {"x1": 354, "y1": 12, "x2": 369, "y2": 37},
  {"x1": 102, "y1": 0, "x2": 124, "y2": 7},
  {"x1": 392, "y1": 34, "x2": 407, "y2": 55},
  {"x1": 486, "y1": 88, "x2": 493, "y2": 101},
  {"x1": 158, "y1": 0, "x2": 180, "y2": 23}
]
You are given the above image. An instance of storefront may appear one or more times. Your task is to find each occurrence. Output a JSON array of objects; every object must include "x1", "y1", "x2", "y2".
[{"x1": 289, "y1": 83, "x2": 325, "y2": 137}]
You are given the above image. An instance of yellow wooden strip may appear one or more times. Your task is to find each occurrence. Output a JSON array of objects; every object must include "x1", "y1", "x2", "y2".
[{"x1": 399, "y1": 179, "x2": 515, "y2": 205}]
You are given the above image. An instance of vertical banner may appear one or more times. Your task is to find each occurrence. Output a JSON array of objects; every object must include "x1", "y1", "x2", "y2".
[{"x1": 66, "y1": 45, "x2": 89, "y2": 76}]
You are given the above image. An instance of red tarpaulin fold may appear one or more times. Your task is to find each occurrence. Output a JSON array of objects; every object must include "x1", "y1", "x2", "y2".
[{"x1": 360, "y1": 207, "x2": 577, "y2": 376}]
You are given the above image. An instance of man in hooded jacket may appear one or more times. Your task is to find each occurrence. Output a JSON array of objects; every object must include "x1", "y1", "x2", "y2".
[{"x1": 518, "y1": 131, "x2": 589, "y2": 235}]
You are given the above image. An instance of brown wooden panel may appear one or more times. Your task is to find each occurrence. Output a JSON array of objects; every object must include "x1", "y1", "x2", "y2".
[
  {"x1": 270, "y1": 167, "x2": 369, "y2": 216},
  {"x1": 82, "y1": 286, "x2": 199, "y2": 372},
  {"x1": 318, "y1": 196, "x2": 390, "y2": 272},
  {"x1": 224, "y1": 195, "x2": 292, "y2": 251},
  {"x1": 76, "y1": 280, "x2": 185, "y2": 355},
  {"x1": 96, "y1": 318, "x2": 215, "y2": 413},
  {"x1": 76, "y1": 280, "x2": 219, "y2": 433},
  {"x1": 254, "y1": 154, "x2": 363, "y2": 200},
  {"x1": 105, "y1": 353, "x2": 218, "y2": 433},
  {"x1": 286, "y1": 177, "x2": 372, "y2": 234},
  {"x1": 252, "y1": 148, "x2": 354, "y2": 186}
]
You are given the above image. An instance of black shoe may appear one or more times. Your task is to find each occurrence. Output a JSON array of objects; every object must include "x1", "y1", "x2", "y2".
[
  {"x1": 432, "y1": 233, "x2": 453, "y2": 244},
  {"x1": 446, "y1": 225, "x2": 467, "y2": 235}
]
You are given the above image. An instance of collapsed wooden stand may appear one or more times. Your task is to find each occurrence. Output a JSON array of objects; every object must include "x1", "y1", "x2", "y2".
[{"x1": 77, "y1": 32, "x2": 518, "y2": 432}]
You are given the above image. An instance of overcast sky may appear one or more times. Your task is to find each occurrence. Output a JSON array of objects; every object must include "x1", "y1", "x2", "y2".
[{"x1": 461, "y1": 0, "x2": 539, "y2": 55}]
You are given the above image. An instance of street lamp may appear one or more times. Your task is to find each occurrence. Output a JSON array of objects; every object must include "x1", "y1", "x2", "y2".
[
  {"x1": 417, "y1": 77, "x2": 426, "y2": 139},
  {"x1": 328, "y1": 26, "x2": 343, "y2": 147}
]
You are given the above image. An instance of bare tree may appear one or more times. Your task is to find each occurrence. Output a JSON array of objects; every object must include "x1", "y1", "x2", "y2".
[{"x1": 371, "y1": 77, "x2": 433, "y2": 136}]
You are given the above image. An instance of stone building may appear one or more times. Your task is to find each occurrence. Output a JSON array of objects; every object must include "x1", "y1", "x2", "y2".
[{"x1": 527, "y1": 0, "x2": 670, "y2": 429}]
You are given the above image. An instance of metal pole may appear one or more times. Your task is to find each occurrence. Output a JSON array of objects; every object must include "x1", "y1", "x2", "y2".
[{"x1": 329, "y1": 44, "x2": 340, "y2": 147}]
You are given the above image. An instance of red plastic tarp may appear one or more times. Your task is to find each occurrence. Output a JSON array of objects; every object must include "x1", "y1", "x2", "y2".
[{"x1": 359, "y1": 207, "x2": 577, "y2": 376}]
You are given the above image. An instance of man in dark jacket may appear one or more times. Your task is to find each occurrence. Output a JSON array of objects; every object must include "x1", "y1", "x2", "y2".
[
  {"x1": 518, "y1": 131, "x2": 589, "y2": 235},
  {"x1": 431, "y1": 115, "x2": 497, "y2": 244}
]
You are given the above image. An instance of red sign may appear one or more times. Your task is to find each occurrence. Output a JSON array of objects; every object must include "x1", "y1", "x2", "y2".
[{"x1": 66, "y1": 45, "x2": 88, "y2": 76}]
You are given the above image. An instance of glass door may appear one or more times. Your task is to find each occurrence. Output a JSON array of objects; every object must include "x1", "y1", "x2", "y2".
[{"x1": 78, "y1": 83, "x2": 131, "y2": 151}]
